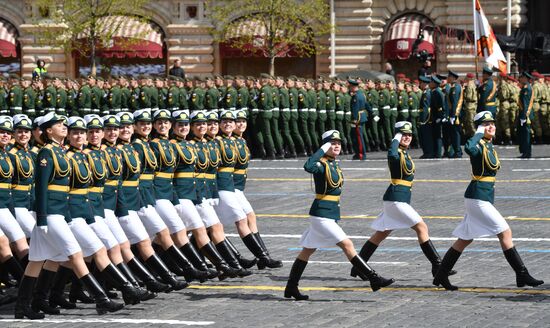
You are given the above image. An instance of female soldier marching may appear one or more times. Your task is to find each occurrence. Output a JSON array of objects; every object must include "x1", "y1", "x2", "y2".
[
  {"x1": 284, "y1": 130, "x2": 394, "y2": 301},
  {"x1": 352, "y1": 121, "x2": 454, "y2": 281},
  {"x1": 433, "y1": 111, "x2": 543, "y2": 290}
]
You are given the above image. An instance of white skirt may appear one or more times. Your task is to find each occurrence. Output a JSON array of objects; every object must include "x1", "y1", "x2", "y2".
[
  {"x1": 29, "y1": 215, "x2": 82, "y2": 262},
  {"x1": 299, "y1": 216, "x2": 348, "y2": 249},
  {"x1": 0, "y1": 208, "x2": 26, "y2": 242},
  {"x1": 215, "y1": 190, "x2": 246, "y2": 226},
  {"x1": 176, "y1": 199, "x2": 205, "y2": 230},
  {"x1": 154, "y1": 199, "x2": 186, "y2": 234},
  {"x1": 371, "y1": 201, "x2": 422, "y2": 231},
  {"x1": 138, "y1": 205, "x2": 168, "y2": 238},
  {"x1": 453, "y1": 198, "x2": 510, "y2": 240},
  {"x1": 234, "y1": 189, "x2": 254, "y2": 215},
  {"x1": 195, "y1": 199, "x2": 221, "y2": 228},
  {"x1": 70, "y1": 218, "x2": 105, "y2": 258},
  {"x1": 90, "y1": 217, "x2": 119, "y2": 250},
  {"x1": 14, "y1": 208, "x2": 36, "y2": 239},
  {"x1": 119, "y1": 210, "x2": 150, "y2": 245},
  {"x1": 104, "y1": 209, "x2": 129, "y2": 244}
]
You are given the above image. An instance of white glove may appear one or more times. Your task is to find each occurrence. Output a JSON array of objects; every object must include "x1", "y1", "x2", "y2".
[
  {"x1": 442, "y1": 118, "x2": 448, "y2": 123},
  {"x1": 38, "y1": 225, "x2": 48, "y2": 234},
  {"x1": 435, "y1": 118, "x2": 441, "y2": 124},
  {"x1": 373, "y1": 115, "x2": 380, "y2": 122},
  {"x1": 321, "y1": 142, "x2": 332, "y2": 153},
  {"x1": 520, "y1": 119, "x2": 526, "y2": 126},
  {"x1": 450, "y1": 118, "x2": 455, "y2": 125},
  {"x1": 393, "y1": 132, "x2": 403, "y2": 142},
  {"x1": 476, "y1": 125, "x2": 486, "y2": 134}
]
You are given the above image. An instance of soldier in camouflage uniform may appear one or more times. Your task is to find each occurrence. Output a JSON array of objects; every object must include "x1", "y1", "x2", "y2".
[
  {"x1": 496, "y1": 74, "x2": 513, "y2": 144},
  {"x1": 544, "y1": 77, "x2": 550, "y2": 142},
  {"x1": 462, "y1": 73, "x2": 477, "y2": 139},
  {"x1": 530, "y1": 73, "x2": 544, "y2": 144}
]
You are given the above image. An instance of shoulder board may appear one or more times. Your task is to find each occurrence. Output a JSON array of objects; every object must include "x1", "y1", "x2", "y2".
[
  {"x1": 117, "y1": 144, "x2": 124, "y2": 150},
  {"x1": 82, "y1": 149, "x2": 91, "y2": 154},
  {"x1": 9, "y1": 148, "x2": 18, "y2": 155},
  {"x1": 100, "y1": 145, "x2": 107, "y2": 150},
  {"x1": 319, "y1": 156, "x2": 328, "y2": 163},
  {"x1": 215, "y1": 136, "x2": 223, "y2": 141},
  {"x1": 189, "y1": 140, "x2": 196, "y2": 144},
  {"x1": 45, "y1": 144, "x2": 54, "y2": 150},
  {"x1": 134, "y1": 139, "x2": 143, "y2": 144},
  {"x1": 152, "y1": 138, "x2": 160, "y2": 142},
  {"x1": 67, "y1": 151, "x2": 75, "y2": 158},
  {"x1": 169, "y1": 139, "x2": 177, "y2": 144}
]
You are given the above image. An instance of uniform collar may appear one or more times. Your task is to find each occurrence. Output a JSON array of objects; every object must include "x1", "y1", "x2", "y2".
[
  {"x1": 87, "y1": 143, "x2": 101, "y2": 150},
  {"x1": 69, "y1": 145, "x2": 83, "y2": 153},
  {"x1": 118, "y1": 138, "x2": 130, "y2": 145},
  {"x1": 205, "y1": 134, "x2": 215, "y2": 141},
  {"x1": 14, "y1": 142, "x2": 28, "y2": 151}
]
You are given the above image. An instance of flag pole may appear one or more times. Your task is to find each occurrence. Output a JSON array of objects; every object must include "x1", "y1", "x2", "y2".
[{"x1": 473, "y1": 0, "x2": 479, "y2": 80}]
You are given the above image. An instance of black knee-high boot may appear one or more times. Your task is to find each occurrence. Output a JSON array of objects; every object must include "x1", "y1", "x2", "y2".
[
  {"x1": 200, "y1": 242, "x2": 238, "y2": 279},
  {"x1": 215, "y1": 240, "x2": 252, "y2": 278},
  {"x1": 69, "y1": 272, "x2": 95, "y2": 304},
  {"x1": 2, "y1": 256, "x2": 23, "y2": 282},
  {"x1": 350, "y1": 255, "x2": 395, "y2": 292},
  {"x1": 14, "y1": 275, "x2": 44, "y2": 319},
  {"x1": 79, "y1": 273, "x2": 124, "y2": 315},
  {"x1": 49, "y1": 266, "x2": 76, "y2": 309},
  {"x1": 101, "y1": 263, "x2": 143, "y2": 305},
  {"x1": 31, "y1": 269, "x2": 60, "y2": 315},
  {"x1": 225, "y1": 238, "x2": 257, "y2": 269},
  {"x1": 350, "y1": 240, "x2": 378, "y2": 280},
  {"x1": 253, "y1": 233, "x2": 283, "y2": 268},
  {"x1": 242, "y1": 233, "x2": 281, "y2": 270},
  {"x1": 165, "y1": 245, "x2": 210, "y2": 282},
  {"x1": 154, "y1": 243, "x2": 186, "y2": 277},
  {"x1": 145, "y1": 253, "x2": 188, "y2": 290},
  {"x1": 503, "y1": 247, "x2": 544, "y2": 287},
  {"x1": 433, "y1": 247, "x2": 462, "y2": 290},
  {"x1": 116, "y1": 262, "x2": 156, "y2": 301},
  {"x1": 18, "y1": 254, "x2": 29, "y2": 271},
  {"x1": 179, "y1": 243, "x2": 218, "y2": 279},
  {"x1": 420, "y1": 240, "x2": 458, "y2": 277},
  {"x1": 126, "y1": 257, "x2": 170, "y2": 293},
  {"x1": 284, "y1": 259, "x2": 309, "y2": 301}
]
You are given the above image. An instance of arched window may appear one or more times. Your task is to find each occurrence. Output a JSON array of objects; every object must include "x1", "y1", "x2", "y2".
[{"x1": 0, "y1": 18, "x2": 20, "y2": 75}]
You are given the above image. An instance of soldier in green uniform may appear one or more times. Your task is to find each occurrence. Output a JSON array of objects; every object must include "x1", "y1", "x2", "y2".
[
  {"x1": 366, "y1": 79, "x2": 381, "y2": 151},
  {"x1": 433, "y1": 111, "x2": 543, "y2": 291},
  {"x1": 166, "y1": 76, "x2": 180, "y2": 112},
  {"x1": 33, "y1": 78, "x2": 44, "y2": 117},
  {"x1": 418, "y1": 75, "x2": 433, "y2": 158},
  {"x1": 349, "y1": 79, "x2": 368, "y2": 160},
  {"x1": 269, "y1": 76, "x2": 284, "y2": 158},
  {"x1": 157, "y1": 78, "x2": 168, "y2": 110},
  {"x1": 430, "y1": 75, "x2": 448, "y2": 158},
  {"x1": 107, "y1": 76, "x2": 122, "y2": 115},
  {"x1": 22, "y1": 77, "x2": 36, "y2": 119},
  {"x1": 388, "y1": 80, "x2": 399, "y2": 141},
  {"x1": 477, "y1": 67, "x2": 497, "y2": 117},
  {"x1": 119, "y1": 76, "x2": 130, "y2": 112},
  {"x1": 78, "y1": 76, "x2": 93, "y2": 116},
  {"x1": 408, "y1": 82, "x2": 420, "y2": 148},
  {"x1": 306, "y1": 79, "x2": 319, "y2": 150},
  {"x1": 0, "y1": 77, "x2": 8, "y2": 115},
  {"x1": 149, "y1": 77, "x2": 160, "y2": 112},
  {"x1": 256, "y1": 74, "x2": 276, "y2": 159},
  {"x1": 8, "y1": 75, "x2": 23, "y2": 115},
  {"x1": 378, "y1": 80, "x2": 392, "y2": 148},
  {"x1": 462, "y1": 73, "x2": 478, "y2": 138},
  {"x1": 284, "y1": 130, "x2": 394, "y2": 301},
  {"x1": 315, "y1": 79, "x2": 327, "y2": 149},
  {"x1": 65, "y1": 79, "x2": 78, "y2": 117},
  {"x1": 138, "y1": 76, "x2": 152, "y2": 112},
  {"x1": 517, "y1": 72, "x2": 535, "y2": 158},
  {"x1": 446, "y1": 71, "x2": 463, "y2": 158},
  {"x1": 204, "y1": 77, "x2": 219, "y2": 113},
  {"x1": 297, "y1": 78, "x2": 312, "y2": 155},
  {"x1": 55, "y1": 77, "x2": 67, "y2": 117},
  {"x1": 128, "y1": 77, "x2": 140, "y2": 113},
  {"x1": 333, "y1": 82, "x2": 346, "y2": 153},
  {"x1": 277, "y1": 77, "x2": 295, "y2": 157},
  {"x1": 324, "y1": 79, "x2": 336, "y2": 131},
  {"x1": 287, "y1": 76, "x2": 305, "y2": 156},
  {"x1": 342, "y1": 83, "x2": 354, "y2": 154},
  {"x1": 177, "y1": 78, "x2": 189, "y2": 111},
  {"x1": 215, "y1": 75, "x2": 226, "y2": 110},
  {"x1": 92, "y1": 77, "x2": 105, "y2": 115},
  {"x1": 41, "y1": 75, "x2": 57, "y2": 115}
]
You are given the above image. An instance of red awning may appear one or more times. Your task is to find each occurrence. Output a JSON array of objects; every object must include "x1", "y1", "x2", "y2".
[
  {"x1": 384, "y1": 14, "x2": 435, "y2": 60},
  {"x1": 74, "y1": 16, "x2": 164, "y2": 59},
  {"x1": 0, "y1": 19, "x2": 18, "y2": 58}
]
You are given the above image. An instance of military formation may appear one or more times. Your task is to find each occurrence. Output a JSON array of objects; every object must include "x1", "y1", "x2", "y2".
[{"x1": 1, "y1": 69, "x2": 547, "y2": 161}]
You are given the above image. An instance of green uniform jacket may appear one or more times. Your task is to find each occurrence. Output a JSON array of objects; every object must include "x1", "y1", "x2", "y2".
[
  {"x1": 139, "y1": 87, "x2": 151, "y2": 109},
  {"x1": 129, "y1": 87, "x2": 140, "y2": 111},
  {"x1": 149, "y1": 87, "x2": 159, "y2": 109},
  {"x1": 215, "y1": 135, "x2": 237, "y2": 192},
  {"x1": 190, "y1": 88, "x2": 205, "y2": 111},
  {"x1": 205, "y1": 88, "x2": 220, "y2": 110},
  {"x1": 78, "y1": 85, "x2": 92, "y2": 109},
  {"x1": 118, "y1": 141, "x2": 141, "y2": 212},
  {"x1": 0, "y1": 148, "x2": 13, "y2": 208},
  {"x1": 84, "y1": 145, "x2": 107, "y2": 218},
  {"x1": 233, "y1": 135, "x2": 250, "y2": 191},
  {"x1": 464, "y1": 133, "x2": 500, "y2": 203},
  {"x1": 237, "y1": 87, "x2": 250, "y2": 110},
  {"x1": 518, "y1": 83, "x2": 534, "y2": 121},
  {"x1": 188, "y1": 137, "x2": 210, "y2": 204},
  {"x1": 477, "y1": 79, "x2": 498, "y2": 113},
  {"x1": 56, "y1": 88, "x2": 67, "y2": 111},
  {"x1": 34, "y1": 141, "x2": 71, "y2": 226},
  {"x1": 23, "y1": 87, "x2": 36, "y2": 113},
  {"x1": 383, "y1": 139, "x2": 414, "y2": 203},
  {"x1": 204, "y1": 135, "x2": 220, "y2": 199},
  {"x1": 304, "y1": 148, "x2": 343, "y2": 221},
  {"x1": 225, "y1": 87, "x2": 238, "y2": 109},
  {"x1": 8, "y1": 85, "x2": 23, "y2": 110},
  {"x1": 121, "y1": 87, "x2": 131, "y2": 110},
  {"x1": 430, "y1": 87, "x2": 448, "y2": 121},
  {"x1": 8, "y1": 143, "x2": 34, "y2": 208},
  {"x1": 419, "y1": 89, "x2": 431, "y2": 123},
  {"x1": 158, "y1": 88, "x2": 168, "y2": 109},
  {"x1": 447, "y1": 83, "x2": 464, "y2": 119},
  {"x1": 101, "y1": 142, "x2": 129, "y2": 217},
  {"x1": 43, "y1": 86, "x2": 57, "y2": 109},
  {"x1": 108, "y1": 86, "x2": 122, "y2": 112},
  {"x1": 150, "y1": 136, "x2": 177, "y2": 202},
  {"x1": 179, "y1": 87, "x2": 189, "y2": 110},
  {"x1": 67, "y1": 147, "x2": 95, "y2": 224},
  {"x1": 133, "y1": 136, "x2": 158, "y2": 207},
  {"x1": 167, "y1": 86, "x2": 180, "y2": 109},
  {"x1": 91, "y1": 86, "x2": 102, "y2": 110},
  {"x1": 171, "y1": 137, "x2": 198, "y2": 201}
]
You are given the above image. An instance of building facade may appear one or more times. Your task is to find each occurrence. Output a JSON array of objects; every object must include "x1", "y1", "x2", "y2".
[{"x1": 0, "y1": 0, "x2": 531, "y2": 78}]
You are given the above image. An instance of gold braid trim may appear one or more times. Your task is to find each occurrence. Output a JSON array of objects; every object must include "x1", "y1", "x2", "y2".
[
  {"x1": 0, "y1": 153, "x2": 13, "y2": 179},
  {"x1": 87, "y1": 152, "x2": 106, "y2": 181},
  {"x1": 14, "y1": 151, "x2": 33, "y2": 179},
  {"x1": 103, "y1": 148, "x2": 122, "y2": 176},
  {"x1": 174, "y1": 142, "x2": 196, "y2": 165}
]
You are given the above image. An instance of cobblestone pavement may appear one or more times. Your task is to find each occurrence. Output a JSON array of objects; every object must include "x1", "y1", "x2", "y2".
[{"x1": 1, "y1": 145, "x2": 550, "y2": 327}]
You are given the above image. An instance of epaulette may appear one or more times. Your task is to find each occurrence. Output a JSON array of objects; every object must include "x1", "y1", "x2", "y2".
[
  {"x1": 215, "y1": 136, "x2": 223, "y2": 141},
  {"x1": 169, "y1": 139, "x2": 177, "y2": 144},
  {"x1": 9, "y1": 147, "x2": 18, "y2": 155},
  {"x1": 100, "y1": 145, "x2": 107, "y2": 150},
  {"x1": 82, "y1": 148, "x2": 91, "y2": 154},
  {"x1": 189, "y1": 140, "x2": 196, "y2": 144},
  {"x1": 134, "y1": 138, "x2": 143, "y2": 144},
  {"x1": 320, "y1": 156, "x2": 328, "y2": 163},
  {"x1": 67, "y1": 151, "x2": 75, "y2": 158},
  {"x1": 116, "y1": 144, "x2": 124, "y2": 150}
]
